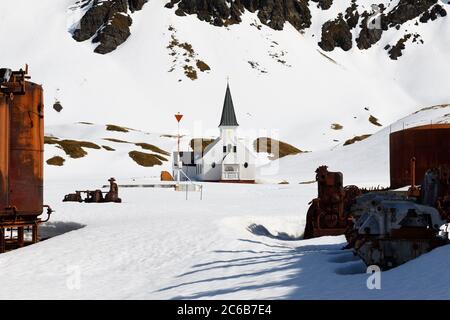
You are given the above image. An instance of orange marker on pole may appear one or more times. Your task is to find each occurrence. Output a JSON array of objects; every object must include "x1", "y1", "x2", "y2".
[{"x1": 175, "y1": 112, "x2": 183, "y2": 185}]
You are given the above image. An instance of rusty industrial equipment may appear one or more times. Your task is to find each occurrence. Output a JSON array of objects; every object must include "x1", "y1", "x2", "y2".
[
  {"x1": 0, "y1": 66, "x2": 53, "y2": 253},
  {"x1": 302, "y1": 123, "x2": 450, "y2": 269},
  {"x1": 390, "y1": 124, "x2": 450, "y2": 189},
  {"x1": 350, "y1": 166, "x2": 450, "y2": 270},
  {"x1": 303, "y1": 166, "x2": 362, "y2": 239},
  {"x1": 63, "y1": 178, "x2": 122, "y2": 203}
]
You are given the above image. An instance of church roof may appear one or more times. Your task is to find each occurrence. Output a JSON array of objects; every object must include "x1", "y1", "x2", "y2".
[{"x1": 219, "y1": 84, "x2": 239, "y2": 127}]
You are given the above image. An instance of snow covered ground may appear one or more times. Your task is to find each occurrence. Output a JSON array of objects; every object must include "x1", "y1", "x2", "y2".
[{"x1": 1, "y1": 180, "x2": 450, "y2": 299}]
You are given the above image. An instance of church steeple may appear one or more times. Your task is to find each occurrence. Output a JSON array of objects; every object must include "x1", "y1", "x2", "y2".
[{"x1": 219, "y1": 83, "x2": 239, "y2": 127}]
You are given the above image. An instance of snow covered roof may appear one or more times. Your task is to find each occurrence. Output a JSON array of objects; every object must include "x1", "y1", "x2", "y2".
[{"x1": 219, "y1": 84, "x2": 239, "y2": 127}]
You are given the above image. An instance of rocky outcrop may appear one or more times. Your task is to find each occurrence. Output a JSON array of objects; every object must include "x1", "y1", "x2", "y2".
[
  {"x1": 72, "y1": 0, "x2": 148, "y2": 54},
  {"x1": 92, "y1": 13, "x2": 132, "y2": 54},
  {"x1": 311, "y1": 0, "x2": 333, "y2": 10},
  {"x1": 356, "y1": 12, "x2": 384, "y2": 50},
  {"x1": 319, "y1": 14, "x2": 352, "y2": 52},
  {"x1": 386, "y1": 0, "x2": 438, "y2": 27},
  {"x1": 165, "y1": 0, "x2": 312, "y2": 32},
  {"x1": 344, "y1": 1, "x2": 359, "y2": 29},
  {"x1": 71, "y1": 0, "x2": 448, "y2": 58},
  {"x1": 320, "y1": 0, "x2": 446, "y2": 58},
  {"x1": 387, "y1": 34, "x2": 412, "y2": 60},
  {"x1": 419, "y1": 3, "x2": 447, "y2": 23}
]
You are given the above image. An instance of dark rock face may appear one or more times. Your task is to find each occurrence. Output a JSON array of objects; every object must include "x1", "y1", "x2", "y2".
[
  {"x1": 356, "y1": 14, "x2": 384, "y2": 50},
  {"x1": 344, "y1": 0, "x2": 359, "y2": 29},
  {"x1": 129, "y1": 0, "x2": 147, "y2": 12},
  {"x1": 166, "y1": 0, "x2": 312, "y2": 32},
  {"x1": 386, "y1": 0, "x2": 437, "y2": 27},
  {"x1": 387, "y1": 33, "x2": 412, "y2": 60},
  {"x1": 93, "y1": 13, "x2": 133, "y2": 54},
  {"x1": 71, "y1": 0, "x2": 448, "y2": 57},
  {"x1": 311, "y1": 0, "x2": 333, "y2": 10},
  {"x1": 319, "y1": 14, "x2": 352, "y2": 52},
  {"x1": 321, "y1": 0, "x2": 446, "y2": 56},
  {"x1": 420, "y1": 4, "x2": 447, "y2": 23},
  {"x1": 73, "y1": 0, "x2": 148, "y2": 54}
]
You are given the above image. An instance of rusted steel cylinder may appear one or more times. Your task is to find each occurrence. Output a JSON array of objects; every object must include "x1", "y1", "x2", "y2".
[
  {"x1": 9, "y1": 82, "x2": 44, "y2": 217},
  {"x1": 0, "y1": 81, "x2": 44, "y2": 218},
  {"x1": 0, "y1": 95, "x2": 9, "y2": 212},
  {"x1": 390, "y1": 124, "x2": 450, "y2": 189}
]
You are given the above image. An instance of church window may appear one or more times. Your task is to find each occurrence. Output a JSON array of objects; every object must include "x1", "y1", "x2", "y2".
[{"x1": 244, "y1": 162, "x2": 249, "y2": 168}]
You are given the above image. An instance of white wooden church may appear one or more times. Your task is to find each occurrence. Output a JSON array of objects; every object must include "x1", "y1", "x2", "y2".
[{"x1": 173, "y1": 84, "x2": 257, "y2": 183}]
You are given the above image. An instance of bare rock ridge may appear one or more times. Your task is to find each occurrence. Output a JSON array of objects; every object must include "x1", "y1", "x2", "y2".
[
  {"x1": 320, "y1": 0, "x2": 447, "y2": 53},
  {"x1": 165, "y1": 0, "x2": 312, "y2": 31},
  {"x1": 72, "y1": 0, "x2": 448, "y2": 59},
  {"x1": 73, "y1": 0, "x2": 148, "y2": 54}
]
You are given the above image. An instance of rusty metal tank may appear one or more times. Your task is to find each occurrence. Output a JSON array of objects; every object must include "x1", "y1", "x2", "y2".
[
  {"x1": 0, "y1": 69, "x2": 44, "y2": 220},
  {"x1": 390, "y1": 124, "x2": 450, "y2": 189}
]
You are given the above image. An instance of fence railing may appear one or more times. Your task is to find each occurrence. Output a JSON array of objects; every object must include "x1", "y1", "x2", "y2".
[{"x1": 178, "y1": 169, "x2": 203, "y2": 200}]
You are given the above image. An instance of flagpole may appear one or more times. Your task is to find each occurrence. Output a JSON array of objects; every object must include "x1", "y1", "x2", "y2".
[{"x1": 175, "y1": 113, "x2": 183, "y2": 186}]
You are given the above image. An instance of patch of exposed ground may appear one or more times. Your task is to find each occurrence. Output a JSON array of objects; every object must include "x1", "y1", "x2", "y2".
[
  {"x1": 248, "y1": 61, "x2": 268, "y2": 74},
  {"x1": 46, "y1": 156, "x2": 65, "y2": 166},
  {"x1": 103, "y1": 138, "x2": 130, "y2": 144},
  {"x1": 167, "y1": 26, "x2": 210, "y2": 81},
  {"x1": 331, "y1": 123, "x2": 344, "y2": 130},
  {"x1": 343, "y1": 134, "x2": 371, "y2": 146},
  {"x1": 414, "y1": 104, "x2": 450, "y2": 114},
  {"x1": 103, "y1": 138, "x2": 169, "y2": 156},
  {"x1": 135, "y1": 143, "x2": 170, "y2": 156},
  {"x1": 369, "y1": 115, "x2": 382, "y2": 126},
  {"x1": 45, "y1": 136, "x2": 101, "y2": 159},
  {"x1": 106, "y1": 124, "x2": 130, "y2": 133},
  {"x1": 267, "y1": 38, "x2": 291, "y2": 67},
  {"x1": 102, "y1": 145, "x2": 115, "y2": 151},
  {"x1": 128, "y1": 151, "x2": 168, "y2": 167},
  {"x1": 254, "y1": 137, "x2": 304, "y2": 160}
]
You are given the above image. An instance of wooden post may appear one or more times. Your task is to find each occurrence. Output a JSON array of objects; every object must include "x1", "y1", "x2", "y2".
[
  {"x1": 17, "y1": 227, "x2": 24, "y2": 247},
  {"x1": 0, "y1": 228, "x2": 5, "y2": 253}
]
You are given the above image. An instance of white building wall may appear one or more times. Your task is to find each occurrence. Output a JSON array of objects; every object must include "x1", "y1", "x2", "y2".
[{"x1": 173, "y1": 129, "x2": 257, "y2": 182}]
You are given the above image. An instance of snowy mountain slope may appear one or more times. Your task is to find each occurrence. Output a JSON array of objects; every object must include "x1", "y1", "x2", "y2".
[
  {"x1": 44, "y1": 102, "x2": 450, "y2": 185},
  {"x1": 0, "y1": 0, "x2": 449, "y2": 152},
  {"x1": 264, "y1": 103, "x2": 450, "y2": 186}
]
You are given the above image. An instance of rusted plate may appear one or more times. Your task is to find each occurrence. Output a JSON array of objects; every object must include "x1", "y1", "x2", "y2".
[{"x1": 390, "y1": 124, "x2": 450, "y2": 189}]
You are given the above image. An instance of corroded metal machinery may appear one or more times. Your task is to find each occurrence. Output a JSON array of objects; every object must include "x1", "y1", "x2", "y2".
[
  {"x1": 303, "y1": 124, "x2": 450, "y2": 269},
  {"x1": 351, "y1": 166, "x2": 450, "y2": 270},
  {"x1": 63, "y1": 178, "x2": 122, "y2": 203},
  {"x1": 303, "y1": 166, "x2": 361, "y2": 239},
  {"x1": 390, "y1": 124, "x2": 450, "y2": 189},
  {"x1": 0, "y1": 66, "x2": 53, "y2": 253}
]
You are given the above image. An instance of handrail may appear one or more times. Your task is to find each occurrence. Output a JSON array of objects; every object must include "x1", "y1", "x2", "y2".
[{"x1": 178, "y1": 169, "x2": 203, "y2": 200}]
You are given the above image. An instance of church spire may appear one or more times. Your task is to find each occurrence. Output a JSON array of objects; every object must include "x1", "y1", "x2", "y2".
[{"x1": 219, "y1": 82, "x2": 239, "y2": 127}]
